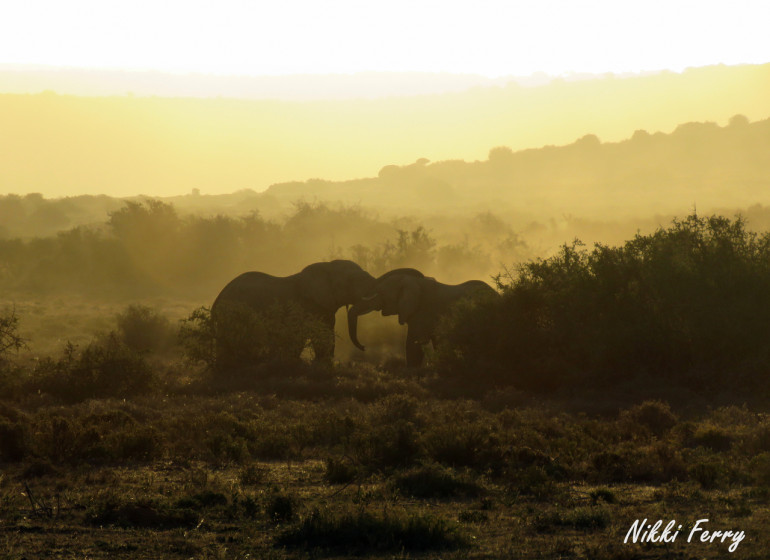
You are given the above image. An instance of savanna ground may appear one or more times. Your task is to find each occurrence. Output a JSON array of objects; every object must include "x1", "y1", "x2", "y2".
[
  {"x1": 4, "y1": 212, "x2": 770, "y2": 558},
  {"x1": 3, "y1": 374, "x2": 770, "y2": 559}
]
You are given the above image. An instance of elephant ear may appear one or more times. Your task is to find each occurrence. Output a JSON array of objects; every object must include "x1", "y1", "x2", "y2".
[{"x1": 397, "y1": 277, "x2": 421, "y2": 325}]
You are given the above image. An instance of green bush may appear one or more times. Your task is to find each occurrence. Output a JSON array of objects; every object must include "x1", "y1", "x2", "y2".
[{"x1": 437, "y1": 214, "x2": 770, "y2": 395}]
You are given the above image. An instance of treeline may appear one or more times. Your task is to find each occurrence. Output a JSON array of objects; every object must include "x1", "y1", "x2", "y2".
[
  {"x1": 0, "y1": 200, "x2": 526, "y2": 299},
  {"x1": 269, "y1": 115, "x2": 770, "y2": 216},
  {"x1": 2, "y1": 115, "x2": 769, "y2": 244}
]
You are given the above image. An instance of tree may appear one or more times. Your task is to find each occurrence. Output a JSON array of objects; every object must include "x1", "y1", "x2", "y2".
[{"x1": 0, "y1": 308, "x2": 26, "y2": 365}]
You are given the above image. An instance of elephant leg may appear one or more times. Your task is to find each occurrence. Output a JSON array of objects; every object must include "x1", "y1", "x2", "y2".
[
  {"x1": 405, "y1": 329, "x2": 424, "y2": 367},
  {"x1": 312, "y1": 314, "x2": 336, "y2": 363}
]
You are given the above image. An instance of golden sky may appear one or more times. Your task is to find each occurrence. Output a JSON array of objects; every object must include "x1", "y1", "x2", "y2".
[{"x1": 1, "y1": 1, "x2": 769, "y2": 198}]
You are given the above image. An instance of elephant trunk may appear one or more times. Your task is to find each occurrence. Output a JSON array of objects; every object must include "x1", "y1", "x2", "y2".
[{"x1": 347, "y1": 295, "x2": 380, "y2": 351}]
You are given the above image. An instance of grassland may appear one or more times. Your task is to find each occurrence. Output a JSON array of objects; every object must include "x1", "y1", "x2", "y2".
[{"x1": 2, "y1": 358, "x2": 770, "y2": 559}]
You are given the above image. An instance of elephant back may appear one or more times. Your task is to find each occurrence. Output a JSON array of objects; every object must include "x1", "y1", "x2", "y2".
[
  {"x1": 212, "y1": 271, "x2": 296, "y2": 311},
  {"x1": 375, "y1": 268, "x2": 425, "y2": 283},
  {"x1": 462, "y1": 279, "x2": 497, "y2": 296}
]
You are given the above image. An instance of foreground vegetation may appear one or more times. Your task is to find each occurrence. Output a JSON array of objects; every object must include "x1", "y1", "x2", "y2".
[
  {"x1": 2, "y1": 385, "x2": 770, "y2": 558},
  {"x1": 3, "y1": 213, "x2": 770, "y2": 557}
]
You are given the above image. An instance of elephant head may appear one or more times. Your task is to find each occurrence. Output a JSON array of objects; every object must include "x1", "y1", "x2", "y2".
[
  {"x1": 297, "y1": 260, "x2": 377, "y2": 314},
  {"x1": 347, "y1": 268, "x2": 425, "y2": 351}
]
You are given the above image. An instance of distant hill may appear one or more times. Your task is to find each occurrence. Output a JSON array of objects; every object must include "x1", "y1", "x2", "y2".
[
  {"x1": 264, "y1": 115, "x2": 770, "y2": 217},
  {"x1": 1, "y1": 63, "x2": 768, "y2": 198},
  {"x1": 2, "y1": 115, "x2": 769, "y2": 239}
]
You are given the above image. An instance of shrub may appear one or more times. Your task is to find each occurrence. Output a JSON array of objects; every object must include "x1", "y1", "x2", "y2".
[
  {"x1": 32, "y1": 335, "x2": 155, "y2": 403},
  {"x1": 689, "y1": 460, "x2": 725, "y2": 489},
  {"x1": 0, "y1": 418, "x2": 27, "y2": 462},
  {"x1": 437, "y1": 214, "x2": 770, "y2": 395},
  {"x1": 350, "y1": 395, "x2": 424, "y2": 471},
  {"x1": 507, "y1": 465, "x2": 561, "y2": 501},
  {"x1": 458, "y1": 510, "x2": 489, "y2": 523},
  {"x1": 534, "y1": 507, "x2": 611, "y2": 533},
  {"x1": 276, "y1": 508, "x2": 467, "y2": 553},
  {"x1": 238, "y1": 463, "x2": 267, "y2": 487},
  {"x1": 620, "y1": 400, "x2": 678, "y2": 437},
  {"x1": 324, "y1": 457, "x2": 358, "y2": 485},
  {"x1": 424, "y1": 422, "x2": 506, "y2": 472},
  {"x1": 265, "y1": 491, "x2": 297, "y2": 523},
  {"x1": 0, "y1": 308, "x2": 26, "y2": 397},
  {"x1": 175, "y1": 491, "x2": 228, "y2": 511},
  {"x1": 105, "y1": 425, "x2": 162, "y2": 461},
  {"x1": 692, "y1": 426, "x2": 735, "y2": 452},
  {"x1": 0, "y1": 307, "x2": 26, "y2": 366},
  {"x1": 178, "y1": 306, "x2": 217, "y2": 368},
  {"x1": 391, "y1": 463, "x2": 484, "y2": 499},
  {"x1": 116, "y1": 304, "x2": 176, "y2": 354},
  {"x1": 589, "y1": 488, "x2": 616, "y2": 504},
  {"x1": 86, "y1": 496, "x2": 198, "y2": 529},
  {"x1": 352, "y1": 419, "x2": 422, "y2": 471}
]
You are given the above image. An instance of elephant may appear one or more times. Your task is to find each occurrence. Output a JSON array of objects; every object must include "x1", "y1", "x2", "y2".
[
  {"x1": 347, "y1": 268, "x2": 498, "y2": 367},
  {"x1": 211, "y1": 260, "x2": 376, "y2": 365}
]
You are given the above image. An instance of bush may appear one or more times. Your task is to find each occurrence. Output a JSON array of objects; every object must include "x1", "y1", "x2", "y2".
[
  {"x1": 178, "y1": 306, "x2": 218, "y2": 369},
  {"x1": 32, "y1": 335, "x2": 155, "y2": 403},
  {"x1": 620, "y1": 400, "x2": 678, "y2": 437},
  {"x1": 0, "y1": 307, "x2": 26, "y2": 366},
  {"x1": 352, "y1": 419, "x2": 422, "y2": 471},
  {"x1": 391, "y1": 463, "x2": 484, "y2": 499},
  {"x1": 0, "y1": 418, "x2": 27, "y2": 462},
  {"x1": 86, "y1": 496, "x2": 198, "y2": 529},
  {"x1": 692, "y1": 426, "x2": 735, "y2": 452},
  {"x1": 276, "y1": 508, "x2": 467, "y2": 553},
  {"x1": 238, "y1": 463, "x2": 267, "y2": 487},
  {"x1": 265, "y1": 491, "x2": 297, "y2": 523},
  {"x1": 116, "y1": 304, "x2": 176, "y2": 354},
  {"x1": 437, "y1": 214, "x2": 770, "y2": 395},
  {"x1": 534, "y1": 507, "x2": 611, "y2": 533},
  {"x1": 324, "y1": 457, "x2": 358, "y2": 485},
  {"x1": 689, "y1": 460, "x2": 725, "y2": 489}
]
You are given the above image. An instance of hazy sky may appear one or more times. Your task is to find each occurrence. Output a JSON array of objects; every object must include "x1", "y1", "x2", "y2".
[{"x1": 2, "y1": 0, "x2": 768, "y2": 77}]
